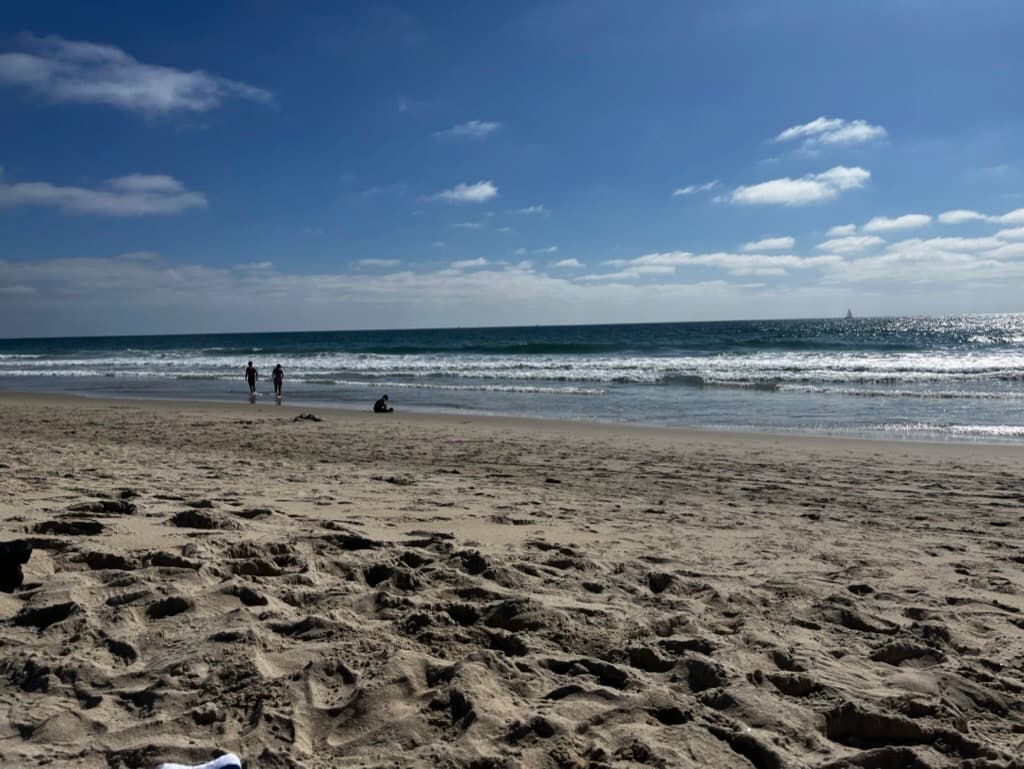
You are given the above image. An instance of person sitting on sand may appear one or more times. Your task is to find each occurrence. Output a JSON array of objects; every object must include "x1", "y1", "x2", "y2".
[
  {"x1": 244, "y1": 361, "x2": 258, "y2": 397},
  {"x1": 373, "y1": 394, "x2": 393, "y2": 413},
  {"x1": 272, "y1": 364, "x2": 284, "y2": 398}
]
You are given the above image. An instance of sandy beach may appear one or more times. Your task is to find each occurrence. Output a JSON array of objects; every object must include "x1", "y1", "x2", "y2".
[{"x1": 1, "y1": 392, "x2": 1022, "y2": 769}]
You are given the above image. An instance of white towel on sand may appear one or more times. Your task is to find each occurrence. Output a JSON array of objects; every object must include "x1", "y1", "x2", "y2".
[{"x1": 157, "y1": 753, "x2": 242, "y2": 769}]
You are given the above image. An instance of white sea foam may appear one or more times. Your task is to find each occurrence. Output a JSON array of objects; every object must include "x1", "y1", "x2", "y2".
[{"x1": 2, "y1": 349, "x2": 1023, "y2": 391}]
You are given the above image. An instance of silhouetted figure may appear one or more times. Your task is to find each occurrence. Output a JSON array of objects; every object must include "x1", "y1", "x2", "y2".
[
  {"x1": 272, "y1": 364, "x2": 284, "y2": 403},
  {"x1": 245, "y1": 361, "x2": 258, "y2": 403},
  {"x1": 373, "y1": 394, "x2": 393, "y2": 413}
]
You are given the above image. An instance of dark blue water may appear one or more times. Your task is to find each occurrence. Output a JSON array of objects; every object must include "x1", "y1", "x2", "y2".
[{"x1": 2, "y1": 315, "x2": 1023, "y2": 442}]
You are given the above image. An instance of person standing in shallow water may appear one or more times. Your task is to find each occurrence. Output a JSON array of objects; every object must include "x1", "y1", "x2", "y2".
[
  {"x1": 244, "y1": 361, "x2": 258, "y2": 402},
  {"x1": 272, "y1": 364, "x2": 284, "y2": 403}
]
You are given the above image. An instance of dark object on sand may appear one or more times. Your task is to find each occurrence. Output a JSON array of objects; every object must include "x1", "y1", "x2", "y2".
[
  {"x1": 374, "y1": 394, "x2": 393, "y2": 413},
  {"x1": 0, "y1": 539, "x2": 33, "y2": 592},
  {"x1": 292, "y1": 413, "x2": 322, "y2": 422}
]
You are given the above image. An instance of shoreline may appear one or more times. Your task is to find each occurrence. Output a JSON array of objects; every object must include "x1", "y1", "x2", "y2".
[{"x1": 4, "y1": 390, "x2": 1023, "y2": 457}]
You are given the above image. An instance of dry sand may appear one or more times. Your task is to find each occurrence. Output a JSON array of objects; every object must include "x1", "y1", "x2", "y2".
[{"x1": 0, "y1": 393, "x2": 1022, "y2": 769}]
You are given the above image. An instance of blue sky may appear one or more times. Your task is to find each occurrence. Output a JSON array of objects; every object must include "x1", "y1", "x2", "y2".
[{"x1": 2, "y1": 0, "x2": 1023, "y2": 336}]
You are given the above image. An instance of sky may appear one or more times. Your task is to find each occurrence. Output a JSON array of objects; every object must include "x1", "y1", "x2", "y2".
[{"x1": 1, "y1": 0, "x2": 1024, "y2": 337}]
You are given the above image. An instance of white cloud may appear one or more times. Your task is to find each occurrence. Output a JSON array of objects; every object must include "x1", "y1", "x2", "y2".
[
  {"x1": 448, "y1": 221, "x2": 485, "y2": 229},
  {"x1": 553, "y1": 258, "x2": 583, "y2": 268},
  {"x1": 995, "y1": 227, "x2": 1024, "y2": 241},
  {"x1": 897, "y1": 236, "x2": 1003, "y2": 252},
  {"x1": 938, "y1": 209, "x2": 989, "y2": 225},
  {"x1": 534, "y1": 246, "x2": 558, "y2": 254},
  {"x1": 3, "y1": 252, "x2": 773, "y2": 334},
  {"x1": 741, "y1": 236, "x2": 795, "y2": 252},
  {"x1": 0, "y1": 171, "x2": 206, "y2": 216},
  {"x1": 862, "y1": 214, "x2": 932, "y2": 233},
  {"x1": 776, "y1": 117, "x2": 887, "y2": 147},
  {"x1": 827, "y1": 224, "x2": 857, "y2": 236},
  {"x1": 7, "y1": 240, "x2": 1024, "y2": 336},
  {"x1": 820, "y1": 236, "x2": 1024, "y2": 288},
  {"x1": 513, "y1": 248, "x2": 527, "y2": 256},
  {"x1": 816, "y1": 235, "x2": 886, "y2": 254},
  {"x1": 987, "y1": 243, "x2": 1024, "y2": 259},
  {"x1": 932, "y1": 208, "x2": 1024, "y2": 226},
  {"x1": 450, "y1": 258, "x2": 488, "y2": 270},
  {"x1": 580, "y1": 265, "x2": 679, "y2": 281},
  {"x1": 672, "y1": 180, "x2": 719, "y2": 196},
  {"x1": 236, "y1": 260, "x2": 274, "y2": 272},
  {"x1": 589, "y1": 250, "x2": 841, "y2": 279},
  {"x1": 432, "y1": 180, "x2": 498, "y2": 203},
  {"x1": 730, "y1": 166, "x2": 869, "y2": 206},
  {"x1": 433, "y1": 120, "x2": 501, "y2": 141},
  {"x1": 431, "y1": 241, "x2": 446, "y2": 248},
  {"x1": 0, "y1": 34, "x2": 272, "y2": 116},
  {"x1": 515, "y1": 205, "x2": 547, "y2": 215},
  {"x1": 359, "y1": 259, "x2": 400, "y2": 267}
]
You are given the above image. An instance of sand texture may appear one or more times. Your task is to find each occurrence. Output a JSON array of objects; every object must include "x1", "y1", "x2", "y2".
[{"x1": 1, "y1": 394, "x2": 1023, "y2": 769}]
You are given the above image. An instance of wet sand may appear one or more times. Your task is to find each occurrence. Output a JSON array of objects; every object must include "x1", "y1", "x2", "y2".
[{"x1": 1, "y1": 393, "x2": 1022, "y2": 769}]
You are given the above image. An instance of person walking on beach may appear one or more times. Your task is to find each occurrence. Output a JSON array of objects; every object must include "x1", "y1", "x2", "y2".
[
  {"x1": 373, "y1": 394, "x2": 393, "y2": 413},
  {"x1": 244, "y1": 361, "x2": 258, "y2": 403},
  {"x1": 272, "y1": 364, "x2": 284, "y2": 404}
]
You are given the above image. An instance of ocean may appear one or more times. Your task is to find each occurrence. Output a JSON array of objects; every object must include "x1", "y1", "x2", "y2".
[{"x1": 2, "y1": 315, "x2": 1023, "y2": 443}]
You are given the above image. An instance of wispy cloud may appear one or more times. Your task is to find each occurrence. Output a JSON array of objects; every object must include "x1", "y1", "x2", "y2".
[
  {"x1": 515, "y1": 205, "x2": 547, "y2": 215},
  {"x1": 448, "y1": 221, "x2": 486, "y2": 229},
  {"x1": 672, "y1": 180, "x2": 719, "y2": 196},
  {"x1": 553, "y1": 258, "x2": 583, "y2": 268},
  {"x1": 0, "y1": 34, "x2": 272, "y2": 117},
  {"x1": 433, "y1": 120, "x2": 501, "y2": 140},
  {"x1": 862, "y1": 214, "x2": 932, "y2": 233},
  {"x1": 589, "y1": 251, "x2": 839, "y2": 279},
  {"x1": 935, "y1": 208, "x2": 1024, "y2": 225},
  {"x1": 9, "y1": 225, "x2": 1024, "y2": 334},
  {"x1": 359, "y1": 258, "x2": 400, "y2": 267},
  {"x1": 775, "y1": 117, "x2": 887, "y2": 148},
  {"x1": 820, "y1": 235, "x2": 1024, "y2": 286},
  {"x1": 450, "y1": 258, "x2": 488, "y2": 270},
  {"x1": 730, "y1": 166, "x2": 869, "y2": 206},
  {"x1": 534, "y1": 245, "x2": 558, "y2": 254},
  {"x1": 0, "y1": 170, "x2": 206, "y2": 216},
  {"x1": 938, "y1": 209, "x2": 989, "y2": 224},
  {"x1": 827, "y1": 224, "x2": 857, "y2": 237},
  {"x1": 358, "y1": 182, "x2": 408, "y2": 199},
  {"x1": 816, "y1": 235, "x2": 886, "y2": 254},
  {"x1": 740, "y1": 236, "x2": 795, "y2": 252},
  {"x1": 431, "y1": 180, "x2": 498, "y2": 203}
]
